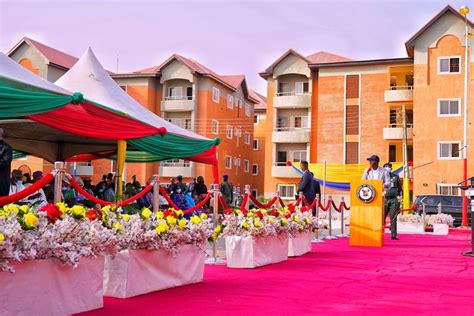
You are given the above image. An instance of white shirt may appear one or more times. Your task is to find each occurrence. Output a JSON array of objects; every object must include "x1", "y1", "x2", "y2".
[{"x1": 362, "y1": 167, "x2": 391, "y2": 189}]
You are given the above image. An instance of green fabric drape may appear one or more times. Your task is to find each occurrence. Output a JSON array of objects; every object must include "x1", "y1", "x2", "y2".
[
  {"x1": 128, "y1": 133, "x2": 219, "y2": 161},
  {"x1": 0, "y1": 85, "x2": 82, "y2": 118},
  {"x1": 108, "y1": 151, "x2": 172, "y2": 163},
  {"x1": 12, "y1": 150, "x2": 27, "y2": 160}
]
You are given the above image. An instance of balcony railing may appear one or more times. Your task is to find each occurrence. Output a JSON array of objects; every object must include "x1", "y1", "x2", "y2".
[
  {"x1": 273, "y1": 162, "x2": 288, "y2": 166},
  {"x1": 388, "y1": 85, "x2": 413, "y2": 91},
  {"x1": 275, "y1": 126, "x2": 309, "y2": 131},
  {"x1": 388, "y1": 123, "x2": 414, "y2": 128},
  {"x1": 162, "y1": 161, "x2": 191, "y2": 167},
  {"x1": 276, "y1": 91, "x2": 311, "y2": 96},
  {"x1": 164, "y1": 96, "x2": 193, "y2": 100}
]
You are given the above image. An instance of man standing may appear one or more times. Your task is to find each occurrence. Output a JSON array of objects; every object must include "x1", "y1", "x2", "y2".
[
  {"x1": 0, "y1": 128, "x2": 13, "y2": 197},
  {"x1": 220, "y1": 174, "x2": 234, "y2": 207},
  {"x1": 362, "y1": 155, "x2": 391, "y2": 189},
  {"x1": 298, "y1": 161, "x2": 316, "y2": 206},
  {"x1": 383, "y1": 162, "x2": 402, "y2": 240}
]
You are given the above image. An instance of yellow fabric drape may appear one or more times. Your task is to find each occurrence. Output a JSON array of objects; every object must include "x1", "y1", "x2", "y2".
[{"x1": 116, "y1": 139, "x2": 127, "y2": 196}]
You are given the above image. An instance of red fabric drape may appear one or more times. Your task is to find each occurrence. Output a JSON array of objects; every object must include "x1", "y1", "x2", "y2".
[
  {"x1": 66, "y1": 151, "x2": 116, "y2": 162},
  {"x1": 29, "y1": 101, "x2": 160, "y2": 140},
  {"x1": 0, "y1": 173, "x2": 54, "y2": 206}
]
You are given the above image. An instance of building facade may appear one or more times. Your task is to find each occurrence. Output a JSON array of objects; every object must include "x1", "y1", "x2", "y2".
[{"x1": 260, "y1": 5, "x2": 473, "y2": 200}]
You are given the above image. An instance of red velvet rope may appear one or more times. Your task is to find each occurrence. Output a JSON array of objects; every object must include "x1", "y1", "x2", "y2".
[
  {"x1": 330, "y1": 200, "x2": 342, "y2": 213},
  {"x1": 240, "y1": 194, "x2": 249, "y2": 211},
  {"x1": 318, "y1": 199, "x2": 331, "y2": 212},
  {"x1": 158, "y1": 186, "x2": 211, "y2": 214},
  {"x1": 68, "y1": 176, "x2": 152, "y2": 206},
  {"x1": 303, "y1": 197, "x2": 318, "y2": 210},
  {"x1": 219, "y1": 196, "x2": 229, "y2": 210},
  {"x1": 248, "y1": 194, "x2": 279, "y2": 209},
  {"x1": 0, "y1": 173, "x2": 54, "y2": 206},
  {"x1": 278, "y1": 197, "x2": 286, "y2": 208},
  {"x1": 340, "y1": 201, "x2": 350, "y2": 211}
]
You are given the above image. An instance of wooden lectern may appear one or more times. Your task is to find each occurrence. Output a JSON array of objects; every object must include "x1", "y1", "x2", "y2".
[{"x1": 349, "y1": 179, "x2": 384, "y2": 247}]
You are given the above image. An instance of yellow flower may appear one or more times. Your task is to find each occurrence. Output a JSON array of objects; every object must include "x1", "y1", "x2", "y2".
[
  {"x1": 71, "y1": 205, "x2": 86, "y2": 218},
  {"x1": 269, "y1": 217, "x2": 275, "y2": 224},
  {"x1": 121, "y1": 214, "x2": 131, "y2": 222},
  {"x1": 305, "y1": 218, "x2": 311, "y2": 225},
  {"x1": 200, "y1": 213, "x2": 208, "y2": 220},
  {"x1": 210, "y1": 233, "x2": 217, "y2": 241},
  {"x1": 155, "y1": 222, "x2": 169, "y2": 234},
  {"x1": 56, "y1": 202, "x2": 68, "y2": 214},
  {"x1": 190, "y1": 215, "x2": 201, "y2": 225},
  {"x1": 113, "y1": 222, "x2": 123, "y2": 232},
  {"x1": 6, "y1": 204, "x2": 19, "y2": 216},
  {"x1": 176, "y1": 210, "x2": 184, "y2": 217},
  {"x1": 24, "y1": 212, "x2": 39, "y2": 228},
  {"x1": 235, "y1": 209, "x2": 242, "y2": 215},
  {"x1": 178, "y1": 219, "x2": 187, "y2": 229},
  {"x1": 242, "y1": 221, "x2": 250, "y2": 229},
  {"x1": 281, "y1": 218, "x2": 287, "y2": 226},
  {"x1": 141, "y1": 208, "x2": 152, "y2": 219},
  {"x1": 19, "y1": 205, "x2": 29, "y2": 214},
  {"x1": 254, "y1": 219, "x2": 262, "y2": 228},
  {"x1": 166, "y1": 216, "x2": 177, "y2": 227},
  {"x1": 294, "y1": 215, "x2": 301, "y2": 223},
  {"x1": 0, "y1": 233, "x2": 4, "y2": 244},
  {"x1": 299, "y1": 225, "x2": 305, "y2": 231},
  {"x1": 156, "y1": 211, "x2": 164, "y2": 219},
  {"x1": 214, "y1": 225, "x2": 222, "y2": 234}
]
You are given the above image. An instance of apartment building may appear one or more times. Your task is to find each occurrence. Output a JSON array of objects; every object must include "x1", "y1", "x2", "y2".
[
  {"x1": 260, "y1": 5, "x2": 473, "y2": 199},
  {"x1": 250, "y1": 91, "x2": 267, "y2": 197},
  {"x1": 7, "y1": 39, "x2": 262, "y2": 194}
]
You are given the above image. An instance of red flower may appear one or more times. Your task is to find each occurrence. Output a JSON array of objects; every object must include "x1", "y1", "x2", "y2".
[
  {"x1": 300, "y1": 206, "x2": 308, "y2": 213},
  {"x1": 270, "y1": 209, "x2": 279, "y2": 217},
  {"x1": 224, "y1": 208, "x2": 234, "y2": 215},
  {"x1": 255, "y1": 210, "x2": 264, "y2": 219},
  {"x1": 242, "y1": 209, "x2": 249, "y2": 216},
  {"x1": 164, "y1": 209, "x2": 177, "y2": 218},
  {"x1": 38, "y1": 203, "x2": 62, "y2": 223},
  {"x1": 284, "y1": 212, "x2": 291, "y2": 219},
  {"x1": 86, "y1": 209, "x2": 103, "y2": 221},
  {"x1": 288, "y1": 203, "x2": 295, "y2": 213}
]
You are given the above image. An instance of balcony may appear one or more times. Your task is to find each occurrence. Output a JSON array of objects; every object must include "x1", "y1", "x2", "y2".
[
  {"x1": 161, "y1": 96, "x2": 194, "y2": 112},
  {"x1": 273, "y1": 92, "x2": 311, "y2": 108},
  {"x1": 160, "y1": 161, "x2": 194, "y2": 178},
  {"x1": 271, "y1": 163, "x2": 300, "y2": 178},
  {"x1": 272, "y1": 128, "x2": 310, "y2": 143},
  {"x1": 384, "y1": 86, "x2": 413, "y2": 103},
  {"x1": 383, "y1": 124, "x2": 414, "y2": 140}
]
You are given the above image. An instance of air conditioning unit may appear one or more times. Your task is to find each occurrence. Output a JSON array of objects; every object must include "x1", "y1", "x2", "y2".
[{"x1": 234, "y1": 158, "x2": 241, "y2": 166}]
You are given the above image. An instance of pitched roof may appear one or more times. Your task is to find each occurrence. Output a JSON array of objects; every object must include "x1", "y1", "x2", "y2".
[
  {"x1": 220, "y1": 75, "x2": 245, "y2": 89},
  {"x1": 8, "y1": 37, "x2": 79, "y2": 70},
  {"x1": 405, "y1": 5, "x2": 474, "y2": 57},
  {"x1": 260, "y1": 49, "x2": 351, "y2": 77},
  {"x1": 250, "y1": 90, "x2": 267, "y2": 110}
]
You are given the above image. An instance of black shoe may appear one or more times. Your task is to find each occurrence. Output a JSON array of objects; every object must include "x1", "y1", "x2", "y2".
[{"x1": 391, "y1": 236, "x2": 399, "y2": 240}]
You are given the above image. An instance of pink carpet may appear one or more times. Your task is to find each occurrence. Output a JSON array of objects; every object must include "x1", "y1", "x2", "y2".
[{"x1": 81, "y1": 230, "x2": 474, "y2": 315}]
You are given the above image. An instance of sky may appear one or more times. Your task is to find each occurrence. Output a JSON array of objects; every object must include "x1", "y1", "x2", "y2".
[{"x1": 0, "y1": 0, "x2": 468, "y2": 94}]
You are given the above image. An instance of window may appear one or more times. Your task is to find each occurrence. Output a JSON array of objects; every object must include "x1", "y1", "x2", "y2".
[
  {"x1": 251, "y1": 189, "x2": 258, "y2": 197},
  {"x1": 119, "y1": 85, "x2": 128, "y2": 92},
  {"x1": 225, "y1": 156, "x2": 232, "y2": 169},
  {"x1": 234, "y1": 157, "x2": 241, "y2": 166},
  {"x1": 438, "y1": 142, "x2": 461, "y2": 160},
  {"x1": 227, "y1": 95, "x2": 234, "y2": 109},
  {"x1": 212, "y1": 87, "x2": 220, "y2": 103},
  {"x1": 293, "y1": 151, "x2": 307, "y2": 162},
  {"x1": 294, "y1": 116, "x2": 308, "y2": 129},
  {"x1": 278, "y1": 184, "x2": 296, "y2": 199},
  {"x1": 168, "y1": 86, "x2": 183, "y2": 99},
  {"x1": 277, "y1": 117, "x2": 289, "y2": 130},
  {"x1": 235, "y1": 127, "x2": 242, "y2": 137},
  {"x1": 244, "y1": 132, "x2": 251, "y2": 144},
  {"x1": 243, "y1": 160, "x2": 250, "y2": 172},
  {"x1": 252, "y1": 164, "x2": 258, "y2": 175},
  {"x1": 186, "y1": 87, "x2": 193, "y2": 99},
  {"x1": 438, "y1": 99, "x2": 460, "y2": 116},
  {"x1": 253, "y1": 139, "x2": 259, "y2": 150},
  {"x1": 437, "y1": 184, "x2": 461, "y2": 196},
  {"x1": 278, "y1": 82, "x2": 289, "y2": 95},
  {"x1": 254, "y1": 114, "x2": 259, "y2": 125},
  {"x1": 245, "y1": 103, "x2": 251, "y2": 117},
  {"x1": 276, "y1": 151, "x2": 287, "y2": 165},
  {"x1": 211, "y1": 119, "x2": 219, "y2": 135},
  {"x1": 236, "y1": 98, "x2": 242, "y2": 108},
  {"x1": 226, "y1": 125, "x2": 233, "y2": 139},
  {"x1": 438, "y1": 57, "x2": 460, "y2": 74},
  {"x1": 184, "y1": 119, "x2": 192, "y2": 130}
]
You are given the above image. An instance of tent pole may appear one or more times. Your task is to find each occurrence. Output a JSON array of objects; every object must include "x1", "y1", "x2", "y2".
[{"x1": 116, "y1": 139, "x2": 127, "y2": 196}]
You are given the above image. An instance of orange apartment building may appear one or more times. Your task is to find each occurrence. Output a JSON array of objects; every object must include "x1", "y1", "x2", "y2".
[
  {"x1": 259, "y1": 5, "x2": 473, "y2": 200},
  {"x1": 7, "y1": 38, "x2": 264, "y2": 194}
]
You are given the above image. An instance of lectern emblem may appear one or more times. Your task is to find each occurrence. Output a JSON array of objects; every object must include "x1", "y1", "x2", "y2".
[{"x1": 356, "y1": 184, "x2": 376, "y2": 203}]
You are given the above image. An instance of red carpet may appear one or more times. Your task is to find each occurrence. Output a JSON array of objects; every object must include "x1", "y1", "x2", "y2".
[{"x1": 81, "y1": 230, "x2": 474, "y2": 315}]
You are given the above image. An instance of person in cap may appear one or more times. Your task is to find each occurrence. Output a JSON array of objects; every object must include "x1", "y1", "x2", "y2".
[
  {"x1": 362, "y1": 155, "x2": 391, "y2": 189},
  {"x1": 0, "y1": 128, "x2": 13, "y2": 197},
  {"x1": 220, "y1": 174, "x2": 234, "y2": 207},
  {"x1": 383, "y1": 162, "x2": 402, "y2": 240}
]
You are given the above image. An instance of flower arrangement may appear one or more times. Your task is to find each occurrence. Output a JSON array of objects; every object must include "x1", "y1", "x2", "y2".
[
  {"x1": 0, "y1": 203, "x2": 120, "y2": 273},
  {"x1": 425, "y1": 214, "x2": 454, "y2": 227},
  {"x1": 216, "y1": 204, "x2": 314, "y2": 240},
  {"x1": 101, "y1": 206, "x2": 213, "y2": 255},
  {"x1": 397, "y1": 213, "x2": 423, "y2": 223}
]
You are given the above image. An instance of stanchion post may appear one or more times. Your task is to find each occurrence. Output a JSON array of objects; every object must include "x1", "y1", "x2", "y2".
[
  {"x1": 244, "y1": 184, "x2": 251, "y2": 210},
  {"x1": 53, "y1": 161, "x2": 65, "y2": 204},
  {"x1": 336, "y1": 197, "x2": 347, "y2": 237},
  {"x1": 206, "y1": 184, "x2": 226, "y2": 264},
  {"x1": 299, "y1": 191, "x2": 304, "y2": 205},
  {"x1": 422, "y1": 202, "x2": 426, "y2": 226},
  {"x1": 312, "y1": 193, "x2": 324, "y2": 243},
  {"x1": 437, "y1": 202, "x2": 442, "y2": 215},
  {"x1": 152, "y1": 174, "x2": 160, "y2": 212},
  {"x1": 325, "y1": 196, "x2": 337, "y2": 240}
]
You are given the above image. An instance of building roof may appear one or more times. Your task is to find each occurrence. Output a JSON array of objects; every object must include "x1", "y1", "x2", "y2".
[
  {"x1": 259, "y1": 49, "x2": 351, "y2": 78},
  {"x1": 250, "y1": 90, "x2": 267, "y2": 110},
  {"x1": 405, "y1": 5, "x2": 474, "y2": 57},
  {"x1": 8, "y1": 37, "x2": 79, "y2": 70},
  {"x1": 309, "y1": 57, "x2": 413, "y2": 69}
]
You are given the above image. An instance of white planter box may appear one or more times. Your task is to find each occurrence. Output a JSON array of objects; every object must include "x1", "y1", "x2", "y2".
[
  {"x1": 432, "y1": 223, "x2": 449, "y2": 235},
  {"x1": 0, "y1": 257, "x2": 104, "y2": 315},
  {"x1": 225, "y1": 234, "x2": 288, "y2": 268},
  {"x1": 288, "y1": 230, "x2": 312, "y2": 257},
  {"x1": 103, "y1": 244, "x2": 205, "y2": 298},
  {"x1": 397, "y1": 222, "x2": 425, "y2": 234}
]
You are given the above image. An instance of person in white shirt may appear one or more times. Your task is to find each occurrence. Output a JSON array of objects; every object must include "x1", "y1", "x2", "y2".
[{"x1": 361, "y1": 155, "x2": 391, "y2": 189}]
